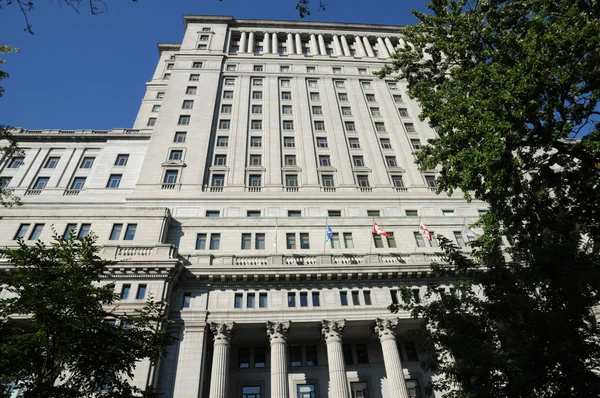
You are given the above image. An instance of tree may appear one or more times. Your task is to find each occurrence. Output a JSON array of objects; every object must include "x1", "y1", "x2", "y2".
[
  {"x1": 379, "y1": 0, "x2": 600, "y2": 397},
  {"x1": 0, "y1": 233, "x2": 175, "y2": 397}
]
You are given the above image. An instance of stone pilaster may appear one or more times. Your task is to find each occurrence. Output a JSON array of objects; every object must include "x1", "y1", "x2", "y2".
[
  {"x1": 318, "y1": 34, "x2": 327, "y2": 55},
  {"x1": 375, "y1": 318, "x2": 409, "y2": 398},
  {"x1": 362, "y1": 36, "x2": 375, "y2": 57},
  {"x1": 263, "y1": 32, "x2": 271, "y2": 54},
  {"x1": 354, "y1": 36, "x2": 366, "y2": 57},
  {"x1": 208, "y1": 322, "x2": 236, "y2": 398},
  {"x1": 272, "y1": 33, "x2": 279, "y2": 54},
  {"x1": 248, "y1": 32, "x2": 255, "y2": 54},
  {"x1": 332, "y1": 35, "x2": 343, "y2": 56},
  {"x1": 340, "y1": 35, "x2": 351, "y2": 56},
  {"x1": 239, "y1": 31, "x2": 248, "y2": 53},
  {"x1": 322, "y1": 320, "x2": 350, "y2": 398},
  {"x1": 384, "y1": 37, "x2": 395, "y2": 54},
  {"x1": 377, "y1": 37, "x2": 390, "y2": 58},
  {"x1": 266, "y1": 321, "x2": 291, "y2": 398},
  {"x1": 287, "y1": 33, "x2": 295, "y2": 55},
  {"x1": 295, "y1": 33, "x2": 303, "y2": 54},
  {"x1": 309, "y1": 33, "x2": 319, "y2": 55}
]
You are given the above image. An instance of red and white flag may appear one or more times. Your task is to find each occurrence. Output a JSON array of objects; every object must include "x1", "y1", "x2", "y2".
[
  {"x1": 419, "y1": 222, "x2": 433, "y2": 242},
  {"x1": 373, "y1": 222, "x2": 391, "y2": 237}
]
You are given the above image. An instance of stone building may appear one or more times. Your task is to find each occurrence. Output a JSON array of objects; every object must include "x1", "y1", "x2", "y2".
[{"x1": 0, "y1": 15, "x2": 485, "y2": 398}]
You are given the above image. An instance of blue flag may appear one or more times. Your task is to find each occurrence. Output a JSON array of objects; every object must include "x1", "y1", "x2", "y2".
[{"x1": 325, "y1": 225, "x2": 333, "y2": 243}]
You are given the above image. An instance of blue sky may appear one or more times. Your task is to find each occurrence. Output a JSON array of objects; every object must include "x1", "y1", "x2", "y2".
[{"x1": 0, "y1": 0, "x2": 428, "y2": 130}]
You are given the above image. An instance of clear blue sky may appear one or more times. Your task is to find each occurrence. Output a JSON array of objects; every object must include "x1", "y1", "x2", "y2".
[{"x1": 0, "y1": 0, "x2": 428, "y2": 130}]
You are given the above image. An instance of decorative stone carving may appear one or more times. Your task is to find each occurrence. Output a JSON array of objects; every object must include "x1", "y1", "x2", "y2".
[
  {"x1": 266, "y1": 321, "x2": 291, "y2": 343},
  {"x1": 321, "y1": 319, "x2": 346, "y2": 340},
  {"x1": 375, "y1": 317, "x2": 399, "y2": 339},
  {"x1": 209, "y1": 322, "x2": 236, "y2": 342}
]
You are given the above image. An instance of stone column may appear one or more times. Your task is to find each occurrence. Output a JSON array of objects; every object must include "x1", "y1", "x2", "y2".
[
  {"x1": 208, "y1": 322, "x2": 236, "y2": 398},
  {"x1": 340, "y1": 35, "x2": 351, "y2": 56},
  {"x1": 309, "y1": 33, "x2": 319, "y2": 55},
  {"x1": 362, "y1": 36, "x2": 375, "y2": 57},
  {"x1": 375, "y1": 318, "x2": 409, "y2": 398},
  {"x1": 263, "y1": 32, "x2": 271, "y2": 54},
  {"x1": 239, "y1": 31, "x2": 248, "y2": 53},
  {"x1": 354, "y1": 36, "x2": 366, "y2": 57},
  {"x1": 332, "y1": 35, "x2": 343, "y2": 56},
  {"x1": 384, "y1": 37, "x2": 395, "y2": 54},
  {"x1": 295, "y1": 33, "x2": 303, "y2": 54},
  {"x1": 318, "y1": 34, "x2": 327, "y2": 55},
  {"x1": 287, "y1": 33, "x2": 295, "y2": 54},
  {"x1": 322, "y1": 320, "x2": 350, "y2": 398},
  {"x1": 377, "y1": 37, "x2": 390, "y2": 58},
  {"x1": 267, "y1": 321, "x2": 291, "y2": 398},
  {"x1": 272, "y1": 32, "x2": 279, "y2": 54},
  {"x1": 248, "y1": 32, "x2": 255, "y2": 54}
]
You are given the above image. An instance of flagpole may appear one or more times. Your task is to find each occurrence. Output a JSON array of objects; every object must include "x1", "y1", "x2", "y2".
[
  {"x1": 274, "y1": 217, "x2": 278, "y2": 255},
  {"x1": 324, "y1": 217, "x2": 327, "y2": 253},
  {"x1": 369, "y1": 217, "x2": 374, "y2": 253}
]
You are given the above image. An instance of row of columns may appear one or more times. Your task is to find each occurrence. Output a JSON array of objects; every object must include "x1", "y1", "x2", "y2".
[
  {"x1": 207, "y1": 318, "x2": 410, "y2": 398},
  {"x1": 236, "y1": 31, "x2": 400, "y2": 58}
]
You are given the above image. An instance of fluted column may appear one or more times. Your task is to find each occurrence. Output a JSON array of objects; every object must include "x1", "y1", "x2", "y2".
[
  {"x1": 340, "y1": 35, "x2": 351, "y2": 56},
  {"x1": 267, "y1": 321, "x2": 291, "y2": 398},
  {"x1": 354, "y1": 36, "x2": 366, "y2": 57},
  {"x1": 332, "y1": 35, "x2": 343, "y2": 55},
  {"x1": 322, "y1": 320, "x2": 350, "y2": 398},
  {"x1": 309, "y1": 33, "x2": 319, "y2": 55},
  {"x1": 362, "y1": 36, "x2": 375, "y2": 57},
  {"x1": 263, "y1": 32, "x2": 271, "y2": 54},
  {"x1": 209, "y1": 322, "x2": 236, "y2": 398},
  {"x1": 287, "y1": 33, "x2": 295, "y2": 54},
  {"x1": 239, "y1": 31, "x2": 248, "y2": 53},
  {"x1": 375, "y1": 318, "x2": 409, "y2": 398},
  {"x1": 248, "y1": 32, "x2": 255, "y2": 54},
  {"x1": 318, "y1": 34, "x2": 327, "y2": 55},
  {"x1": 295, "y1": 33, "x2": 303, "y2": 54},
  {"x1": 272, "y1": 33, "x2": 279, "y2": 54},
  {"x1": 377, "y1": 37, "x2": 390, "y2": 58},
  {"x1": 384, "y1": 37, "x2": 395, "y2": 54}
]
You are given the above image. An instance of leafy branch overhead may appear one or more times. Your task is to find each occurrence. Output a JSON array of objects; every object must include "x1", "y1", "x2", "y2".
[
  {"x1": 380, "y1": 0, "x2": 600, "y2": 397},
  {"x1": 0, "y1": 233, "x2": 175, "y2": 397}
]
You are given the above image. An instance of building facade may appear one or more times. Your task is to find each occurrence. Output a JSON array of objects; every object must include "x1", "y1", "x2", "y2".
[{"x1": 0, "y1": 15, "x2": 486, "y2": 398}]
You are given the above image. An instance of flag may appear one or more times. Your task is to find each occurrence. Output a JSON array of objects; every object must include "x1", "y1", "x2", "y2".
[
  {"x1": 325, "y1": 225, "x2": 333, "y2": 243},
  {"x1": 419, "y1": 222, "x2": 433, "y2": 241},
  {"x1": 373, "y1": 221, "x2": 391, "y2": 237},
  {"x1": 273, "y1": 220, "x2": 278, "y2": 248}
]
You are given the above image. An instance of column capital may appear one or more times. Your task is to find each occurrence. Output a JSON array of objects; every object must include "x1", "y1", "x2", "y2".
[
  {"x1": 321, "y1": 319, "x2": 346, "y2": 340},
  {"x1": 375, "y1": 318, "x2": 399, "y2": 339},
  {"x1": 210, "y1": 321, "x2": 236, "y2": 342},
  {"x1": 266, "y1": 320, "x2": 291, "y2": 343}
]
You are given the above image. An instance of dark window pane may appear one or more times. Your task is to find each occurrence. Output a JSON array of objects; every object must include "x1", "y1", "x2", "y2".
[
  {"x1": 238, "y1": 347, "x2": 250, "y2": 368},
  {"x1": 356, "y1": 344, "x2": 369, "y2": 364},
  {"x1": 306, "y1": 345, "x2": 318, "y2": 366},
  {"x1": 290, "y1": 345, "x2": 302, "y2": 367},
  {"x1": 254, "y1": 346, "x2": 266, "y2": 368},
  {"x1": 343, "y1": 344, "x2": 353, "y2": 365}
]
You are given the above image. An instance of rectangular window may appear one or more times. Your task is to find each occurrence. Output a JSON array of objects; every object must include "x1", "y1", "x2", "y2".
[
  {"x1": 259, "y1": 293, "x2": 267, "y2": 308},
  {"x1": 330, "y1": 233, "x2": 340, "y2": 249},
  {"x1": 343, "y1": 344, "x2": 353, "y2": 365},
  {"x1": 362, "y1": 81, "x2": 372, "y2": 89},
  {"x1": 391, "y1": 289, "x2": 399, "y2": 304},
  {"x1": 247, "y1": 293, "x2": 255, "y2": 308},
  {"x1": 210, "y1": 234, "x2": 220, "y2": 250},
  {"x1": 255, "y1": 233, "x2": 265, "y2": 249},
  {"x1": 205, "y1": 210, "x2": 220, "y2": 217},
  {"x1": 286, "y1": 233, "x2": 296, "y2": 249},
  {"x1": 281, "y1": 79, "x2": 291, "y2": 87},
  {"x1": 249, "y1": 155, "x2": 262, "y2": 166},
  {"x1": 310, "y1": 92, "x2": 320, "y2": 101},
  {"x1": 156, "y1": 92, "x2": 165, "y2": 99},
  {"x1": 147, "y1": 118, "x2": 156, "y2": 127},
  {"x1": 357, "y1": 175, "x2": 370, "y2": 187},
  {"x1": 406, "y1": 210, "x2": 418, "y2": 217},
  {"x1": 242, "y1": 386, "x2": 260, "y2": 398},
  {"x1": 366, "y1": 94, "x2": 376, "y2": 102},
  {"x1": 280, "y1": 65, "x2": 290, "y2": 72},
  {"x1": 283, "y1": 121, "x2": 294, "y2": 130},
  {"x1": 443, "y1": 210, "x2": 455, "y2": 217},
  {"x1": 182, "y1": 293, "x2": 191, "y2": 309},
  {"x1": 367, "y1": 210, "x2": 380, "y2": 217},
  {"x1": 386, "y1": 157, "x2": 398, "y2": 167},
  {"x1": 312, "y1": 106, "x2": 322, "y2": 115},
  {"x1": 254, "y1": 346, "x2": 266, "y2": 367},
  {"x1": 306, "y1": 345, "x2": 318, "y2": 366},
  {"x1": 252, "y1": 105, "x2": 263, "y2": 114},
  {"x1": 250, "y1": 136, "x2": 262, "y2": 147},
  {"x1": 214, "y1": 155, "x2": 227, "y2": 166},
  {"x1": 313, "y1": 121, "x2": 325, "y2": 131},
  {"x1": 380, "y1": 138, "x2": 392, "y2": 149},
  {"x1": 363, "y1": 290, "x2": 372, "y2": 305},
  {"x1": 281, "y1": 92, "x2": 292, "y2": 100},
  {"x1": 290, "y1": 344, "x2": 302, "y2": 367},
  {"x1": 193, "y1": 61, "x2": 203, "y2": 68},
  {"x1": 341, "y1": 106, "x2": 352, "y2": 116},
  {"x1": 393, "y1": 95, "x2": 403, "y2": 103},
  {"x1": 70, "y1": 177, "x2": 86, "y2": 190},
  {"x1": 300, "y1": 292, "x2": 308, "y2": 307},
  {"x1": 340, "y1": 291, "x2": 348, "y2": 306},
  {"x1": 373, "y1": 234, "x2": 383, "y2": 248},
  {"x1": 345, "y1": 122, "x2": 356, "y2": 132},
  {"x1": 286, "y1": 174, "x2": 298, "y2": 187},
  {"x1": 152, "y1": 105, "x2": 161, "y2": 112},
  {"x1": 224, "y1": 78, "x2": 235, "y2": 86},
  {"x1": 297, "y1": 385, "x2": 316, "y2": 398},
  {"x1": 316, "y1": 137, "x2": 328, "y2": 148},
  {"x1": 212, "y1": 175, "x2": 225, "y2": 186},
  {"x1": 414, "y1": 232, "x2": 426, "y2": 247},
  {"x1": 404, "y1": 342, "x2": 419, "y2": 361},
  {"x1": 136, "y1": 284, "x2": 146, "y2": 300},
  {"x1": 410, "y1": 139, "x2": 422, "y2": 150},
  {"x1": 300, "y1": 233, "x2": 310, "y2": 249},
  {"x1": 454, "y1": 231, "x2": 466, "y2": 247},
  {"x1": 253, "y1": 65, "x2": 263, "y2": 71},
  {"x1": 335, "y1": 80, "x2": 346, "y2": 89},
  {"x1": 109, "y1": 224, "x2": 122, "y2": 240},
  {"x1": 247, "y1": 210, "x2": 261, "y2": 217},
  {"x1": 282, "y1": 105, "x2": 293, "y2": 114},
  {"x1": 223, "y1": 90, "x2": 233, "y2": 98},
  {"x1": 186, "y1": 86, "x2": 197, "y2": 94},
  {"x1": 353, "y1": 156, "x2": 364, "y2": 167},
  {"x1": 216, "y1": 136, "x2": 229, "y2": 147},
  {"x1": 351, "y1": 291, "x2": 360, "y2": 305},
  {"x1": 332, "y1": 67, "x2": 342, "y2": 74},
  {"x1": 338, "y1": 92, "x2": 348, "y2": 101},
  {"x1": 225, "y1": 64, "x2": 236, "y2": 71},
  {"x1": 178, "y1": 115, "x2": 191, "y2": 125},
  {"x1": 288, "y1": 292, "x2": 296, "y2": 307},
  {"x1": 78, "y1": 157, "x2": 95, "y2": 169},
  {"x1": 120, "y1": 284, "x2": 131, "y2": 300},
  {"x1": 328, "y1": 210, "x2": 341, "y2": 217},
  {"x1": 387, "y1": 232, "x2": 397, "y2": 248},
  {"x1": 322, "y1": 175, "x2": 334, "y2": 187},
  {"x1": 218, "y1": 120, "x2": 230, "y2": 129},
  {"x1": 195, "y1": 233, "x2": 207, "y2": 250},
  {"x1": 312, "y1": 292, "x2": 320, "y2": 307},
  {"x1": 234, "y1": 293, "x2": 243, "y2": 308},
  {"x1": 356, "y1": 344, "x2": 369, "y2": 364},
  {"x1": 307, "y1": 66, "x2": 316, "y2": 73},
  {"x1": 173, "y1": 132, "x2": 187, "y2": 143},
  {"x1": 189, "y1": 74, "x2": 200, "y2": 81},
  {"x1": 14, "y1": 224, "x2": 30, "y2": 240},
  {"x1": 78, "y1": 224, "x2": 91, "y2": 239},
  {"x1": 124, "y1": 224, "x2": 137, "y2": 240},
  {"x1": 106, "y1": 174, "x2": 122, "y2": 188},
  {"x1": 44, "y1": 156, "x2": 60, "y2": 168},
  {"x1": 343, "y1": 233, "x2": 354, "y2": 249},
  {"x1": 241, "y1": 233, "x2": 252, "y2": 250},
  {"x1": 251, "y1": 120, "x2": 262, "y2": 130},
  {"x1": 33, "y1": 177, "x2": 49, "y2": 190},
  {"x1": 283, "y1": 137, "x2": 295, "y2": 147},
  {"x1": 405, "y1": 123, "x2": 416, "y2": 132},
  {"x1": 425, "y1": 175, "x2": 437, "y2": 188},
  {"x1": 163, "y1": 73, "x2": 170, "y2": 80},
  {"x1": 392, "y1": 175, "x2": 404, "y2": 188},
  {"x1": 319, "y1": 156, "x2": 331, "y2": 167},
  {"x1": 252, "y1": 91, "x2": 263, "y2": 99},
  {"x1": 169, "y1": 150, "x2": 183, "y2": 161},
  {"x1": 248, "y1": 175, "x2": 262, "y2": 187},
  {"x1": 399, "y1": 108, "x2": 409, "y2": 117},
  {"x1": 114, "y1": 154, "x2": 129, "y2": 166},
  {"x1": 375, "y1": 122, "x2": 386, "y2": 132},
  {"x1": 182, "y1": 100, "x2": 194, "y2": 109},
  {"x1": 351, "y1": 382, "x2": 369, "y2": 398},
  {"x1": 307, "y1": 80, "x2": 318, "y2": 88},
  {"x1": 349, "y1": 138, "x2": 360, "y2": 148}
]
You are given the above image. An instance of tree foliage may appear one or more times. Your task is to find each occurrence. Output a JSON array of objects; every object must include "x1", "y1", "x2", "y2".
[
  {"x1": 381, "y1": 0, "x2": 600, "y2": 397},
  {"x1": 0, "y1": 233, "x2": 175, "y2": 398}
]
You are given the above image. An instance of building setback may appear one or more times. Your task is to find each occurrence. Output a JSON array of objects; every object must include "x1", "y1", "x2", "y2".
[{"x1": 0, "y1": 15, "x2": 485, "y2": 398}]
